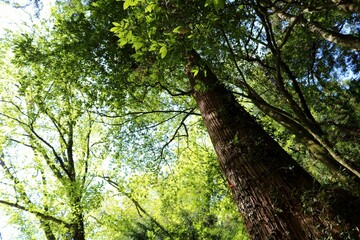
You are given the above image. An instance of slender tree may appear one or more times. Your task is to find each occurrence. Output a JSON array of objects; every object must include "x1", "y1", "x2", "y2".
[{"x1": 0, "y1": 36, "x2": 108, "y2": 239}]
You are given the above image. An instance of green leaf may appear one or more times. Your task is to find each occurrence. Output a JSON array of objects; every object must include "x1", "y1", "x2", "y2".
[
  {"x1": 126, "y1": 30, "x2": 133, "y2": 42},
  {"x1": 132, "y1": 51, "x2": 144, "y2": 60},
  {"x1": 173, "y1": 26, "x2": 184, "y2": 33},
  {"x1": 149, "y1": 43, "x2": 158, "y2": 51},
  {"x1": 123, "y1": 0, "x2": 130, "y2": 10},
  {"x1": 159, "y1": 45, "x2": 167, "y2": 58},
  {"x1": 123, "y1": 0, "x2": 139, "y2": 10},
  {"x1": 110, "y1": 26, "x2": 118, "y2": 33},
  {"x1": 205, "y1": 0, "x2": 212, "y2": 7},
  {"x1": 118, "y1": 38, "x2": 128, "y2": 47},
  {"x1": 91, "y1": 2, "x2": 99, "y2": 7},
  {"x1": 214, "y1": 0, "x2": 225, "y2": 12},
  {"x1": 133, "y1": 41, "x2": 144, "y2": 50},
  {"x1": 191, "y1": 68, "x2": 199, "y2": 77},
  {"x1": 150, "y1": 71, "x2": 159, "y2": 79},
  {"x1": 145, "y1": 3, "x2": 156, "y2": 13}
]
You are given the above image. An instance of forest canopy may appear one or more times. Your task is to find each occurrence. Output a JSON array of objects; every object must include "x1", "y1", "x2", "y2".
[{"x1": 0, "y1": 0, "x2": 359, "y2": 239}]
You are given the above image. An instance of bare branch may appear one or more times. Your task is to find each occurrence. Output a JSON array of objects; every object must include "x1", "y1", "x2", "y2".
[
  {"x1": 0, "y1": 199, "x2": 71, "y2": 228},
  {"x1": 96, "y1": 109, "x2": 200, "y2": 119},
  {"x1": 0, "y1": 156, "x2": 30, "y2": 203},
  {"x1": 30, "y1": 138, "x2": 64, "y2": 180},
  {"x1": 159, "y1": 108, "x2": 195, "y2": 160},
  {"x1": 0, "y1": 99, "x2": 29, "y2": 118},
  {"x1": 28, "y1": 124, "x2": 72, "y2": 180},
  {"x1": 0, "y1": 112, "x2": 29, "y2": 127},
  {"x1": 6, "y1": 137, "x2": 34, "y2": 149},
  {"x1": 41, "y1": 107, "x2": 67, "y2": 148},
  {"x1": 278, "y1": 14, "x2": 302, "y2": 49}
]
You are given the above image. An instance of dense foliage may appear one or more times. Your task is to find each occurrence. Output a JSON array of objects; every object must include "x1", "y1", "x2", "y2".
[{"x1": 0, "y1": 0, "x2": 359, "y2": 239}]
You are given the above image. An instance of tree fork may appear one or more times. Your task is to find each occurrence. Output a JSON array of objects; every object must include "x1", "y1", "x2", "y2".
[
  {"x1": 251, "y1": 97, "x2": 360, "y2": 192},
  {"x1": 185, "y1": 50, "x2": 359, "y2": 239}
]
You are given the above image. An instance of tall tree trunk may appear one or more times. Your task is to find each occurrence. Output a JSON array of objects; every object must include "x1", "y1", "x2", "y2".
[
  {"x1": 185, "y1": 50, "x2": 359, "y2": 239},
  {"x1": 40, "y1": 220, "x2": 56, "y2": 240},
  {"x1": 71, "y1": 195, "x2": 85, "y2": 240},
  {"x1": 73, "y1": 214, "x2": 85, "y2": 240}
]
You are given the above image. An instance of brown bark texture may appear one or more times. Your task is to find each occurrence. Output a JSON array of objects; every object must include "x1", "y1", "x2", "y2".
[
  {"x1": 71, "y1": 195, "x2": 85, "y2": 240},
  {"x1": 185, "y1": 50, "x2": 360, "y2": 239}
]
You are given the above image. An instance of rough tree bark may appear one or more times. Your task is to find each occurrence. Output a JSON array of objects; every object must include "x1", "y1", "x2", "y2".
[
  {"x1": 185, "y1": 50, "x2": 359, "y2": 239},
  {"x1": 40, "y1": 219, "x2": 56, "y2": 240},
  {"x1": 68, "y1": 179, "x2": 85, "y2": 239},
  {"x1": 72, "y1": 209, "x2": 85, "y2": 240}
]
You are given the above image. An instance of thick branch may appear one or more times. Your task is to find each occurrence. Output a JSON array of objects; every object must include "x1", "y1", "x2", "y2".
[
  {"x1": 30, "y1": 137, "x2": 64, "y2": 180},
  {"x1": 279, "y1": 59, "x2": 321, "y2": 133},
  {"x1": 66, "y1": 121, "x2": 75, "y2": 182},
  {"x1": 39, "y1": 169, "x2": 56, "y2": 240},
  {"x1": 277, "y1": 14, "x2": 303, "y2": 49},
  {"x1": 276, "y1": 10, "x2": 360, "y2": 51},
  {"x1": 29, "y1": 124, "x2": 72, "y2": 180},
  {"x1": 43, "y1": 108, "x2": 67, "y2": 148},
  {"x1": 309, "y1": 22, "x2": 360, "y2": 51},
  {"x1": 249, "y1": 97, "x2": 360, "y2": 185},
  {"x1": 331, "y1": 0, "x2": 360, "y2": 13},
  {"x1": 0, "y1": 157, "x2": 30, "y2": 203},
  {"x1": 39, "y1": 219, "x2": 56, "y2": 240}
]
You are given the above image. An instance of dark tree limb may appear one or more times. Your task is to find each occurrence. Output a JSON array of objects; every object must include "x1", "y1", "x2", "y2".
[{"x1": 0, "y1": 199, "x2": 71, "y2": 228}]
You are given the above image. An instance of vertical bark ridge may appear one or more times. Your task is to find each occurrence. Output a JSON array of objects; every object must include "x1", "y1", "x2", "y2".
[{"x1": 185, "y1": 50, "x2": 359, "y2": 239}]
